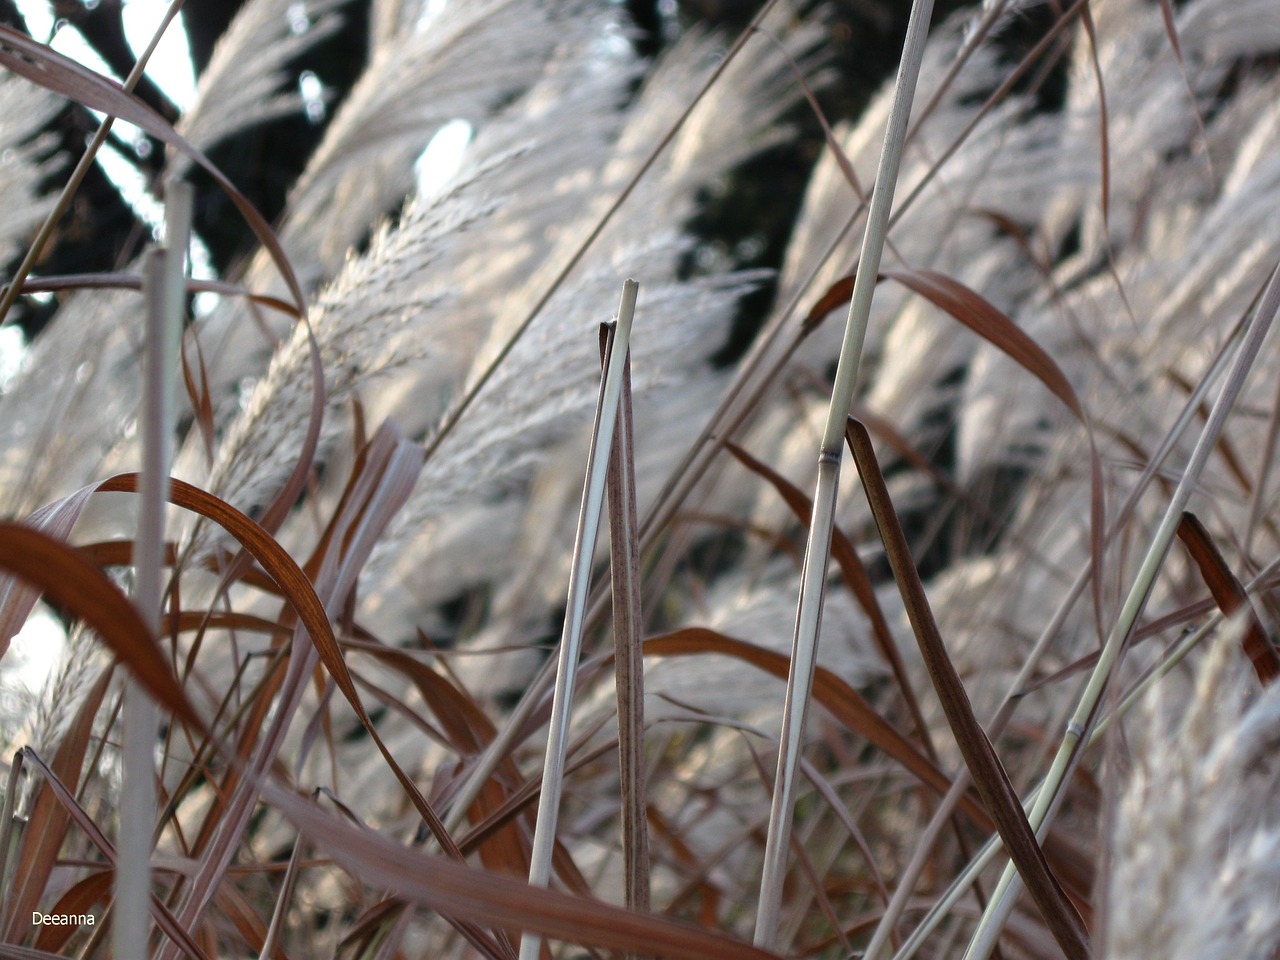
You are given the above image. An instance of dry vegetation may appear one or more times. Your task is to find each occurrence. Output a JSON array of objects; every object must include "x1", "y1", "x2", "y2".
[{"x1": 1, "y1": 0, "x2": 1279, "y2": 957}]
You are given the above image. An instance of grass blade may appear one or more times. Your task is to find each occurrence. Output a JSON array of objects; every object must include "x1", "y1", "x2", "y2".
[
  {"x1": 964, "y1": 260, "x2": 1280, "y2": 960},
  {"x1": 1176, "y1": 511, "x2": 1278, "y2": 686},
  {"x1": 3, "y1": 668, "x2": 112, "y2": 942},
  {"x1": 269, "y1": 785, "x2": 784, "y2": 960},
  {"x1": 847, "y1": 419, "x2": 1089, "y2": 960},
  {"x1": 603, "y1": 325, "x2": 651, "y2": 921},
  {"x1": 520, "y1": 280, "x2": 636, "y2": 960}
]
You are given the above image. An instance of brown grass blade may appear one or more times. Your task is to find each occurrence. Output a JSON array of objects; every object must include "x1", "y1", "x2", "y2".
[
  {"x1": 724, "y1": 441, "x2": 928, "y2": 742},
  {"x1": 643, "y1": 628, "x2": 994, "y2": 831},
  {"x1": 602, "y1": 327, "x2": 650, "y2": 919},
  {"x1": 0, "y1": 26, "x2": 326, "y2": 554},
  {"x1": 31, "y1": 870, "x2": 111, "y2": 953},
  {"x1": 800, "y1": 275, "x2": 856, "y2": 335},
  {"x1": 846, "y1": 419, "x2": 1089, "y2": 960},
  {"x1": 0, "y1": 524, "x2": 198, "y2": 727},
  {"x1": 881, "y1": 266, "x2": 1106, "y2": 639},
  {"x1": 0, "y1": 487, "x2": 98, "y2": 653},
  {"x1": 18, "y1": 749, "x2": 212, "y2": 960},
  {"x1": 1176, "y1": 511, "x2": 1279, "y2": 685},
  {"x1": 268, "y1": 787, "x2": 784, "y2": 960},
  {"x1": 19, "y1": 273, "x2": 301, "y2": 319},
  {"x1": 0, "y1": 943, "x2": 67, "y2": 958},
  {"x1": 256, "y1": 826, "x2": 305, "y2": 960},
  {"x1": 3, "y1": 668, "x2": 112, "y2": 942},
  {"x1": 881, "y1": 269, "x2": 1082, "y2": 420},
  {"x1": 0, "y1": 24, "x2": 303, "y2": 311}
]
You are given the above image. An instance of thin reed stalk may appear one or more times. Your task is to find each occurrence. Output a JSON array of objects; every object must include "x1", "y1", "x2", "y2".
[
  {"x1": 519, "y1": 280, "x2": 636, "y2": 960},
  {"x1": 116, "y1": 180, "x2": 191, "y2": 960},
  {"x1": 752, "y1": 0, "x2": 936, "y2": 947},
  {"x1": 0, "y1": 0, "x2": 185, "y2": 328}
]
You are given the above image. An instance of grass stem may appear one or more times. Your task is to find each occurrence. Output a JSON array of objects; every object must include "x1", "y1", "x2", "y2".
[
  {"x1": 962, "y1": 260, "x2": 1280, "y2": 960},
  {"x1": 115, "y1": 180, "x2": 191, "y2": 960},
  {"x1": 752, "y1": 0, "x2": 936, "y2": 947},
  {"x1": 519, "y1": 281, "x2": 637, "y2": 960}
]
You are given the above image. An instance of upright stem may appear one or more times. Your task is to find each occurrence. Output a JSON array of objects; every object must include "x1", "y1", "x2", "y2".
[
  {"x1": 752, "y1": 0, "x2": 937, "y2": 947},
  {"x1": 115, "y1": 180, "x2": 191, "y2": 960},
  {"x1": 519, "y1": 282, "x2": 637, "y2": 960}
]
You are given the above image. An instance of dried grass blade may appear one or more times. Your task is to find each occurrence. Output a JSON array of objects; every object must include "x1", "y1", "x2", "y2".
[
  {"x1": 32, "y1": 871, "x2": 112, "y2": 953},
  {"x1": 0, "y1": 24, "x2": 303, "y2": 310},
  {"x1": 19, "y1": 749, "x2": 211, "y2": 960},
  {"x1": 258, "y1": 828, "x2": 306, "y2": 960},
  {"x1": 0, "y1": 751, "x2": 22, "y2": 920},
  {"x1": 520, "y1": 281, "x2": 636, "y2": 960},
  {"x1": 754, "y1": 0, "x2": 935, "y2": 945},
  {"x1": 882, "y1": 265, "x2": 1107, "y2": 641},
  {"x1": 724, "y1": 441, "x2": 926, "y2": 743},
  {"x1": 643, "y1": 629, "x2": 992, "y2": 830},
  {"x1": 0, "y1": 487, "x2": 98, "y2": 654},
  {"x1": 0, "y1": 943, "x2": 67, "y2": 958},
  {"x1": 0, "y1": 22, "x2": 325, "y2": 554},
  {"x1": 846, "y1": 420, "x2": 1089, "y2": 960},
  {"x1": 1176, "y1": 512, "x2": 1278, "y2": 685},
  {"x1": 964, "y1": 264, "x2": 1280, "y2": 959},
  {"x1": 268, "y1": 787, "x2": 783, "y2": 960},
  {"x1": 3, "y1": 668, "x2": 112, "y2": 941},
  {"x1": 603, "y1": 327, "x2": 650, "y2": 920},
  {"x1": 0, "y1": 0, "x2": 182, "y2": 328},
  {"x1": 0, "y1": 524, "x2": 197, "y2": 726}
]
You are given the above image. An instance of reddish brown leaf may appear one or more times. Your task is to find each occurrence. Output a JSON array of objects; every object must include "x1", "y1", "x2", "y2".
[
  {"x1": 269, "y1": 787, "x2": 783, "y2": 960},
  {"x1": 847, "y1": 420, "x2": 1089, "y2": 960},
  {"x1": 1177, "y1": 512, "x2": 1279, "y2": 685},
  {"x1": 33, "y1": 871, "x2": 111, "y2": 952},
  {"x1": 5, "y1": 670, "x2": 113, "y2": 942},
  {"x1": 0, "y1": 525, "x2": 198, "y2": 727},
  {"x1": 642, "y1": 628, "x2": 996, "y2": 831}
]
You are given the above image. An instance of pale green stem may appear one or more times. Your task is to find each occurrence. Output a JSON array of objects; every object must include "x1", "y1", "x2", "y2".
[
  {"x1": 962, "y1": 262, "x2": 1280, "y2": 960},
  {"x1": 752, "y1": 0, "x2": 937, "y2": 948},
  {"x1": 866, "y1": 302, "x2": 1244, "y2": 960},
  {"x1": 518, "y1": 281, "x2": 637, "y2": 960}
]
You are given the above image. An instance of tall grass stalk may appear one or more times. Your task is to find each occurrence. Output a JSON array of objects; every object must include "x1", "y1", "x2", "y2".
[
  {"x1": 964, "y1": 259, "x2": 1280, "y2": 960},
  {"x1": 753, "y1": 0, "x2": 936, "y2": 947},
  {"x1": 115, "y1": 180, "x2": 191, "y2": 960},
  {"x1": 519, "y1": 280, "x2": 636, "y2": 960}
]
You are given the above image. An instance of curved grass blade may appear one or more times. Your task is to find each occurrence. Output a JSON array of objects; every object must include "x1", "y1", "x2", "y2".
[
  {"x1": 269, "y1": 787, "x2": 784, "y2": 960},
  {"x1": 0, "y1": 524, "x2": 197, "y2": 726},
  {"x1": 19, "y1": 749, "x2": 211, "y2": 960},
  {"x1": 847, "y1": 419, "x2": 1089, "y2": 960},
  {"x1": 3, "y1": 669, "x2": 113, "y2": 943}
]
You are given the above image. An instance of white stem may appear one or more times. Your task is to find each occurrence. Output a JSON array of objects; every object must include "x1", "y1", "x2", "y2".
[
  {"x1": 752, "y1": 0, "x2": 937, "y2": 948},
  {"x1": 115, "y1": 180, "x2": 191, "y2": 960},
  {"x1": 519, "y1": 281, "x2": 637, "y2": 960}
]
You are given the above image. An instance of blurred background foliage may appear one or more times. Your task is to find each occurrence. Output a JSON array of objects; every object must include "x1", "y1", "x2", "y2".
[{"x1": 0, "y1": 0, "x2": 996, "y2": 352}]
